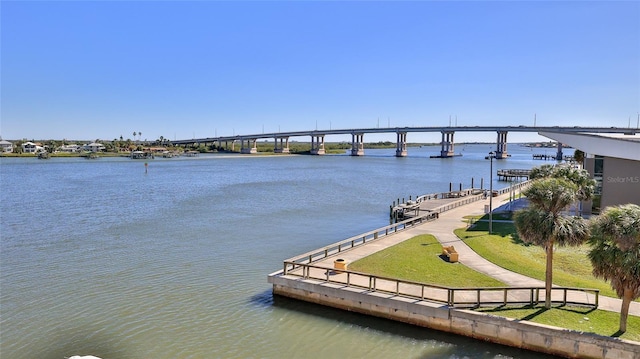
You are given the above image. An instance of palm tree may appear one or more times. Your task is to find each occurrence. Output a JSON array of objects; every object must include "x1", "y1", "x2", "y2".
[
  {"x1": 573, "y1": 149, "x2": 585, "y2": 166},
  {"x1": 529, "y1": 164, "x2": 556, "y2": 179},
  {"x1": 530, "y1": 164, "x2": 595, "y2": 215},
  {"x1": 551, "y1": 166, "x2": 594, "y2": 204},
  {"x1": 514, "y1": 178, "x2": 590, "y2": 308},
  {"x1": 588, "y1": 204, "x2": 640, "y2": 333}
]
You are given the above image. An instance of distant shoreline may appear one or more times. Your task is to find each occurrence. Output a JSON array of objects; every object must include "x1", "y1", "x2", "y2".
[
  {"x1": 0, "y1": 142, "x2": 566, "y2": 159},
  {"x1": 0, "y1": 152, "x2": 130, "y2": 158}
]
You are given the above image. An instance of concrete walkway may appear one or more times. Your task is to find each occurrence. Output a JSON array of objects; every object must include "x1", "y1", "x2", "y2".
[{"x1": 316, "y1": 191, "x2": 640, "y2": 315}]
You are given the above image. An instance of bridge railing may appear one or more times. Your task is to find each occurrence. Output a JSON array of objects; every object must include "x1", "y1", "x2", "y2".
[
  {"x1": 281, "y1": 262, "x2": 599, "y2": 309},
  {"x1": 173, "y1": 126, "x2": 638, "y2": 145}
]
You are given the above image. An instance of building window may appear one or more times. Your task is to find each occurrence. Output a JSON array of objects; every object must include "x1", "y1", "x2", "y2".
[{"x1": 591, "y1": 156, "x2": 604, "y2": 214}]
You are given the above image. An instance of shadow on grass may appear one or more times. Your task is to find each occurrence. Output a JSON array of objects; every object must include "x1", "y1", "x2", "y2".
[
  {"x1": 466, "y1": 215, "x2": 518, "y2": 238},
  {"x1": 478, "y1": 304, "x2": 597, "y2": 321},
  {"x1": 611, "y1": 330, "x2": 625, "y2": 338},
  {"x1": 420, "y1": 242, "x2": 441, "y2": 247},
  {"x1": 509, "y1": 231, "x2": 528, "y2": 246},
  {"x1": 459, "y1": 231, "x2": 485, "y2": 240},
  {"x1": 522, "y1": 307, "x2": 549, "y2": 321},
  {"x1": 555, "y1": 306, "x2": 596, "y2": 315},
  {"x1": 465, "y1": 215, "x2": 533, "y2": 247},
  {"x1": 438, "y1": 254, "x2": 457, "y2": 263},
  {"x1": 478, "y1": 305, "x2": 549, "y2": 320}
]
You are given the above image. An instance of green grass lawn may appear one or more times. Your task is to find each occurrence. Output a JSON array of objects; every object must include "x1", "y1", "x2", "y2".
[
  {"x1": 348, "y1": 234, "x2": 504, "y2": 287},
  {"x1": 457, "y1": 216, "x2": 619, "y2": 298},
  {"x1": 348, "y1": 227, "x2": 640, "y2": 341},
  {"x1": 476, "y1": 305, "x2": 639, "y2": 342}
]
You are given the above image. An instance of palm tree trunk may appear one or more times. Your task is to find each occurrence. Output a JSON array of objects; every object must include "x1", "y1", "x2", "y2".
[
  {"x1": 545, "y1": 243, "x2": 554, "y2": 309},
  {"x1": 620, "y1": 288, "x2": 632, "y2": 333}
]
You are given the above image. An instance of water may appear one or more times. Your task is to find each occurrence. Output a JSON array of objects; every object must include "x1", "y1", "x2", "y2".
[{"x1": 1, "y1": 144, "x2": 559, "y2": 359}]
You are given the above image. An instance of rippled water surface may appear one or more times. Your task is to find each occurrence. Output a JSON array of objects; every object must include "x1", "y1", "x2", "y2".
[{"x1": 1, "y1": 145, "x2": 559, "y2": 358}]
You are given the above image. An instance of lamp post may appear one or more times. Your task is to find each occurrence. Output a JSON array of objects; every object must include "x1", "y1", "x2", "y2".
[{"x1": 489, "y1": 151, "x2": 495, "y2": 234}]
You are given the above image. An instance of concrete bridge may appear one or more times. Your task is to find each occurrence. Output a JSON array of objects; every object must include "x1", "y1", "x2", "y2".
[{"x1": 172, "y1": 126, "x2": 637, "y2": 160}]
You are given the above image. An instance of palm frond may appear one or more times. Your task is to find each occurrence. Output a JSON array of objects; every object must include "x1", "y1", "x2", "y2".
[
  {"x1": 523, "y1": 178, "x2": 577, "y2": 214},
  {"x1": 588, "y1": 204, "x2": 640, "y2": 300}
]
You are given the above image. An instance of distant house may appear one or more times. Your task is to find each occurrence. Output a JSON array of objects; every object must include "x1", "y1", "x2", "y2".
[
  {"x1": 22, "y1": 141, "x2": 44, "y2": 153},
  {"x1": 58, "y1": 144, "x2": 82, "y2": 153},
  {"x1": 82, "y1": 142, "x2": 106, "y2": 152},
  {"x1": 0, "y1": 140, "x2": 13, "y2": 153}
]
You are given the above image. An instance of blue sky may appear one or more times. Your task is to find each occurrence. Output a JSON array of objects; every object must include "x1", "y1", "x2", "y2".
[{"x1": 2, "y1": 1, "x2": 638, "y2": 143}]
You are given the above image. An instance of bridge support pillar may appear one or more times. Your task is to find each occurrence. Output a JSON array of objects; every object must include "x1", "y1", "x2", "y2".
[
  {"x1": 310, "y1": 134, "x2": 325, "y2": 155},
  {"x1": 495, "y1": 131, "x2": 509, "y2": 159},
  {"x1": 351, "y1": 133, "x2": 365, "y2": 156},
  {"x1": 274, "y1": 137, "x2": 290, "y2": 154},
  {"x1": 556, "y1": 142, "x2": 563, "y2": 161},
  {"x1": 439, "y1": 131, "x2": 455, "y2": 157},
  {"x1": 240, "y1": 138, "x2": 258, "y2": 154},
  {"x1": 395, "y1": 132, "x2": 407, "y2": 157}
]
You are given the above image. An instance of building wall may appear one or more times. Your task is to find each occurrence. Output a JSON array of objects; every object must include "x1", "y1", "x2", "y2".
[
  {"x1": 601, "y1": 157, "x2": 640, "y2": 209},
  {"x1": 584, "y1": 156, "x2": 640, "y2": 213},
  {"x1": 584, "y1": 157, "x2": 596, "y2": 214}
]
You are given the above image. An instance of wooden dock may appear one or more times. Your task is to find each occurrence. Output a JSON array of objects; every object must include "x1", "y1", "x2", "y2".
[
  {"x1": 532, "y1": 153, "x2": 556, "y2": 160},
  {"x1": 390, "y1": 181, "x2": 532, "y2": 222},
  {"x1": 496, "y1": 169, "x2": 531, "y2": 181},
  {"x1": 390, "y1": 188, "x2": 484, "y2": 222},
  {"x1": 532, "y1": 154, "x2": 575, "y2": 162}
]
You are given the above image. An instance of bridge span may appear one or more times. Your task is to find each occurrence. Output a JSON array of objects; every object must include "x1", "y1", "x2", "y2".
[{"x1": 172, "y1": 126, "x2": 637, "y2": 160}]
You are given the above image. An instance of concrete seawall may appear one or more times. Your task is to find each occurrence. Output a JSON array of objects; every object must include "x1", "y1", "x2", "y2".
[
  {"x1": 269, "y1": 186, "x2": 639, "y2": 358},
  {"x1": 269, "y1": 274, "x2": 640, "y2": 359}
]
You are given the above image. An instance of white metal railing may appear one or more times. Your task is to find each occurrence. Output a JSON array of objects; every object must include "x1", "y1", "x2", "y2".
[
  {"x1": 281, "y1": 262, "x2": 599, "y2": 309},
  {"x1": 285, "y1": 211, "x2": 439, "y2": 265},
  {"x1": 289, "y1": 182, "x2": 532, "y2": 266}
]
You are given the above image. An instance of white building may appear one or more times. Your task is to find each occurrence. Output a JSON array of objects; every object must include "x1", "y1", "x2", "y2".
[
  {"x1": 540, "y1": 131, "x2": 640, "y2": 213},
  {"x1": 0, "y1": 140, "x2": 13, "y2": 153},
  {"x1": 82, "y1": 142, "x2": 106, "y2": 152},
  {"x1": 58, "y1": 144, "x2": 82, "y2": 153},
  {"x1": 22, "y1": 142, "x2": 44, "y2": 153}
]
